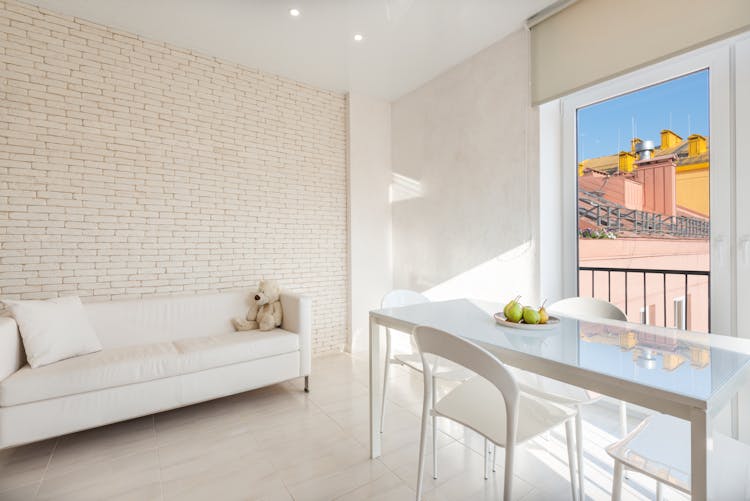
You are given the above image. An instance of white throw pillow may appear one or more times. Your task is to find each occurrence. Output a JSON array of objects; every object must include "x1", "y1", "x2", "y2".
[{"x1": 2, "y1": 296, "x2": 102, "y2": 368}]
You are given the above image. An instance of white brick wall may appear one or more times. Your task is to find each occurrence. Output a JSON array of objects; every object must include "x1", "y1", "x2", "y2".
[{"x1": 0, "y1": 0, "x2": 349, "y2": 353}]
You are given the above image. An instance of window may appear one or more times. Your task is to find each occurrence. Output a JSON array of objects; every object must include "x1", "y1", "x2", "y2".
[
  {"x1": 544, "y1": 33, "x2": 737, "y2": 341},
  {"x1": 576, "y1": 70, "x2": 710, "y2": 331}
]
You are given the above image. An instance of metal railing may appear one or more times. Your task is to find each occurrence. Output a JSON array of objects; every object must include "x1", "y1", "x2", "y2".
[
  {"x1": 579, "y1": 266, "x2": 711, "y2": 329},
  {"x1": 578, "y1": 192, "x2": 710, "y2": 238}
]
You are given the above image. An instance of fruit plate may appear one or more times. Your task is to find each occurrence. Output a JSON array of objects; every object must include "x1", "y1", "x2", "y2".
[{"x1": 494, "y1": 313, "x2": 560, "y2": 330}]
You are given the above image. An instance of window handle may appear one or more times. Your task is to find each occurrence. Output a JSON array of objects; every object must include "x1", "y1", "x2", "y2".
[
  {"x1": 714, "y1": 236, "x2": 725, "y2": 267},
  {"x1": 741, "y1": 237, "x2": 750, "y2": 266}
]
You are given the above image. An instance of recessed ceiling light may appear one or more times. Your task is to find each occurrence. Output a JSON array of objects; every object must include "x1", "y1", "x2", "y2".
[
  {"x1": 289, "y1": 8, "x2": 301, "y2": 17},
  {"x1": 353, "y1": 33, "x2": 364, "y2": 42}
]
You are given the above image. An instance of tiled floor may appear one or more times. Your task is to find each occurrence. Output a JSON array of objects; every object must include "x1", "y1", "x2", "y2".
[{"x1": 0, "y1": 352, "x2": 688, "y2": 501}]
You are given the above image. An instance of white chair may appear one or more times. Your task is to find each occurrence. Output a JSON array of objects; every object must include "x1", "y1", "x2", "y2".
[
  {"x1": 607, "y1": 413, "x2": 750, "y2": 500},
  {"x1": 550, "y1": 297, "x2": 628, "y2": 323},
  {"x1": 413, "y1": 325, "x2": 579, "y2": 501},
  {"x1": 380, "y1": 290, "x2": 470, "y2": 433},
  {"x1": 517, "y1": 296, "x2": 628, "y2": 500}
]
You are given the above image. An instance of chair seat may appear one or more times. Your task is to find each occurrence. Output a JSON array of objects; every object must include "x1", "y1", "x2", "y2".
[
  {"x1": 606, "y1": 413, "x2": 750, "y2": 498},
  {"x1": 434, "y1": 376, "x2": 576, "y2": 447},
  {"x1": 392, "y1": 353, "x2": 472, "y2": 381}
]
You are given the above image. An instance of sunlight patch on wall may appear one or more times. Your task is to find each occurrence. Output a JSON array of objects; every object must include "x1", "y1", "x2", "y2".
[
  {"x1": 423, "y1": 241, "x2": 536, "y2": 303},
  {"x1": 390, "y1": 172, "x2": 423, "y2": 203}
]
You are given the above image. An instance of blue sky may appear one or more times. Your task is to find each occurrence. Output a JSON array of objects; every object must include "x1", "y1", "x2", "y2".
[{"x1": 577, "y1": 70, "x2": 709, "y2": 161}]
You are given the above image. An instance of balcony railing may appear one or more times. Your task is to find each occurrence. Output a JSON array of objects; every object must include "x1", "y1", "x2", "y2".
[
  {"x1": 579, "y1": 266, "x2": 711, "y2": 330},
  {"x1": 579, "y1": 192, "x2": 710, "y2": 238}
]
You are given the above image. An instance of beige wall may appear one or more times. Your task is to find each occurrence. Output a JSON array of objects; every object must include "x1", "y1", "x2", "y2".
[
  {"x1": 347, "y1": 93, "x2": 392, "y2": 352},
  {"x1": 391, "y1": 29, "x2": 540, "y2": 304},
  {"x1": 0, "y1": 0, "x2": 348, "y2": 353}
]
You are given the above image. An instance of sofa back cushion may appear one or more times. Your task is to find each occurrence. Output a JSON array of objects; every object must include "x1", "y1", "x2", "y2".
[
  {"x1": 3, "y1": 296, "x2": 102, "y2": 368},
  {"x1": 84, "y1": 290, "x2": 251, "y2": 349}
]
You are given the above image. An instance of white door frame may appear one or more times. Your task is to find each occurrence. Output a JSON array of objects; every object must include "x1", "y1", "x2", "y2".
[
  {"x1": 559, "y1": 41, "x2": 733, "y2": 339},
  {"x1": 734, "y1": 34, "x2": 750, "y2": 442}
]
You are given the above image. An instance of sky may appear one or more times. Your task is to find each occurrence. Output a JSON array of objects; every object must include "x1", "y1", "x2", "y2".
[{"x1": 577, "y1": 69, "x2": 709, "y2": 161}]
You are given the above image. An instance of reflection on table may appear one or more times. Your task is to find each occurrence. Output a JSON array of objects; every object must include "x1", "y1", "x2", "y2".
[{"x1": 580, "y1": 322, "x2": 711, "y2": 373}]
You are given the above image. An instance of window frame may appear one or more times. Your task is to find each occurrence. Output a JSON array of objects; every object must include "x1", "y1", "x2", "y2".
[{"x1": 556, "y1": 41, "x2": 732, "y2": 338}]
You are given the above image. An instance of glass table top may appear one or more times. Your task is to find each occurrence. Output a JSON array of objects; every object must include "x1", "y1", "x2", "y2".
[{"x1": 371, "y1": 298, "x2": 750, "y2": 403}]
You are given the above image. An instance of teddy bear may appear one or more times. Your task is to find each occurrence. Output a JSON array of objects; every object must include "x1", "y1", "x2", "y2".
[{"x1": 232, "y1": 279, "x2": 283, "y2": 332}]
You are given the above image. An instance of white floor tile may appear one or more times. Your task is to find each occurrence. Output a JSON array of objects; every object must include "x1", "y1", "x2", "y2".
[
  {"x1": 0, "y1": 352, "x2": 667, "y2": 500},
  {"x1": 0, "y1": 438, "x2": 55, "y2": 494}
]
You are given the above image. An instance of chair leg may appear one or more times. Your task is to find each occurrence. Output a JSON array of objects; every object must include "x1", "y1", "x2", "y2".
[
  {"x1": 503, "y1": 443, "x2": 515, "y2": 501},
  {"x1": 380, "y1": 330, "x2": 392, "y2": 433},
  {"x1": 484, "y1": 438, "x2": 490, "y2": 480},
  {"x1": 656, "y1": 481, "x2": 663, "y2": 501},
  {"x1": 432, "y1": 377, "x2": 438, "y2": 479},
  {"x1": 619, "y1": 401, "x2": 629, "y2": 480},
  {"x1": 612, "y1": 460, "x2": 624, "y2": 501},
  {"x1": 304, "y1": 375, "x2": 309, "y2": 393},
  {"x1": 565, "y1": 419, "x2": 579, "y2": 501},
  {"x1": 416, "y1": 378, "x2": 431, "y2": 501},
  {"x1": 576, "y1": 406, "x2": 585, "y2": 501}
]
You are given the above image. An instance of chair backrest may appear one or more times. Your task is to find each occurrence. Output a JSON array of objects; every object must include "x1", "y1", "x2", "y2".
[
  {"x1": 549, "y1": 297, "x2": 627, "y2": 321},
  {"x1": 381, "y1": 289, "x2": 430, "y2": 309},
  {"x1": 413, "y1": 325, "x2": 520, "y2": 444}
]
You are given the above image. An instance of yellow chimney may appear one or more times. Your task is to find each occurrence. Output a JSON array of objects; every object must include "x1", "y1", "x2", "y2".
[
  {"x1": 662, "y1": 353, "x2": 685, "y2": 371},
  {"x1": 660, "y1": 129, "x2": 682, "y2": 150},
  {"x1": 630, "y1": 138, "x2": 642, "y2": 153},
  {"x1": 618, "y1": 331, "x2": 637, "y2": 349},
  {"x1": 618, "y1": 151, "x2": 636, "y2": 173},
  {"x1": 688, "y1": 134, "x2": 707, "y2": 157},
  {"x1": 689, "y1": 346, "x2": 710, "y2": 368}
]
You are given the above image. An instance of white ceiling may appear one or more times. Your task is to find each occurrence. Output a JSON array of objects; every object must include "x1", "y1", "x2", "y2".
[{"x1": 25, "y1": 0, "x2": 556, "y2": 101}]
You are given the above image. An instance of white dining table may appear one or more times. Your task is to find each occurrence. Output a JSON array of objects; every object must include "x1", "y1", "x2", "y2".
[{"x1": 368, "y1": 298, "x2": 750, "y2": 501}]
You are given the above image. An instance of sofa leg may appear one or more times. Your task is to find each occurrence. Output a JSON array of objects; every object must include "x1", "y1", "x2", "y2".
[{"x1": 304, "y1": 376, "x2": 310, "y2": 393}]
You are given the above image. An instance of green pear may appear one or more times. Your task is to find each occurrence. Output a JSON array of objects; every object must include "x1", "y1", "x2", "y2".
[
  {"x1": 503, "y1": 295, "x2": 521, "y2": 318},
  {"x1": 506, "y1": 302, "x2": 523, "y2": 323},
  {"x1": 523, "y1": 306, "x2": 540, "y2": 324}
]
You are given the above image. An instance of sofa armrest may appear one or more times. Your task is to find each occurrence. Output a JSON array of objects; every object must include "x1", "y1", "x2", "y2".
[
  {"x1": 0, "y1": 316, "x2": 24, "y2": 381},
  {"x1": 280, "y1": 292, "x2": 312, "y2": 377}
]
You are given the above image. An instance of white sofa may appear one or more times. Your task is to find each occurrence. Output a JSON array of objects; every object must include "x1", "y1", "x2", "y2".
[{"x1": 0, "y1": 290, "x2": 312, "y2": 449}]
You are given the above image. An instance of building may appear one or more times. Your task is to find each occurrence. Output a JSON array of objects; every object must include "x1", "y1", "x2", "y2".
[
  {"x1": 577, "y1": 130, "x2": 710, "y2": 331},
  {"x1": 578, "y1": 129, "x2": 709, "y2": 221}
]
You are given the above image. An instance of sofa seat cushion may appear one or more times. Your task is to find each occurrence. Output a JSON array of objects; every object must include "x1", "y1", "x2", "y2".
[
  {"x1": 0, "y1": 342, "x2": 181, "y2": 406},
  {"x1": 0, "y1": 329, "x2": 300, "y2": 407},
  {"x1": 173, "y1": 329, "x2": 299, "y2": 374}
]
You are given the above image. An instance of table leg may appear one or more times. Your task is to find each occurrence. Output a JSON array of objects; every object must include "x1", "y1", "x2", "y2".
[
  {"x1": 369, "y1": 315, "x2": 382, "y2": 458},
  {"x1": 690, "y1": 407, "x2": 709, "y2": 501}
]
